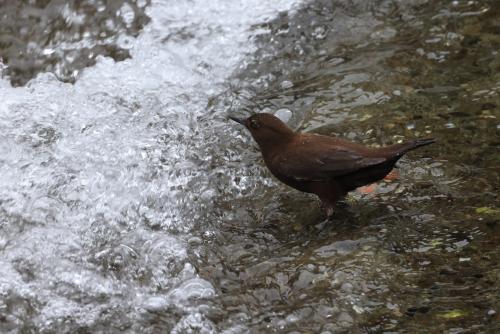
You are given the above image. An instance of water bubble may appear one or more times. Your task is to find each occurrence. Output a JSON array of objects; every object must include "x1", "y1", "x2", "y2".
[
  {"x1": 280, "y1": 80, "x2": 294, "y2": 89},
  {"x1": 120, "y1": 3, "x2": 135, "y2": 28},
  {"x1": 142, "y1": 296, "x2": 170, "y2": 312},
  {"x1": 117, "y1": 35, "x2": 134, "y2": 50},
  {"x1": 312, "y1": 26, "x2": 327, "y2": 40},
  {"x1": 168, "y1": 278, "x2": 215, "y2": 301},
  {"x1": 171, "y1": 313, "x2": 217, "y2": 334}
]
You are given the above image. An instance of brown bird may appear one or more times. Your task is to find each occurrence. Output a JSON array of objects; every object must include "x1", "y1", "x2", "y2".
[{"x1": 230, "y1": 113, "x2": 435, "y2": 218}]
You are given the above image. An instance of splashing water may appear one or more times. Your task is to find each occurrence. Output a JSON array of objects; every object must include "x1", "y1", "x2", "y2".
[{"x1": 0, "y1": 0, "x2": 300, "y2": 332}]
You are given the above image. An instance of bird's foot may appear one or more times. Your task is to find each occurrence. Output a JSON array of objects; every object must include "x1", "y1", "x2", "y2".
[
  {"x1": 315, "y1": 218, "x2": 330, "y2": 231},
  {"x1": 326, "y1": 206, "x2": 335, "y2": 219},
  {"x1": 315, "y1": 206, "x2": 334, "y2": 230}
]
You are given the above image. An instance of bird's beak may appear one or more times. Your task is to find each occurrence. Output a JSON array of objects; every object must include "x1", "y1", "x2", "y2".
[{"x1": 228, "y1": 116, "x2": 246, "y2": 125}]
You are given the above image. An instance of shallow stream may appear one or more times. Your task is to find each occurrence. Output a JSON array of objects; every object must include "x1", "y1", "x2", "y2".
[{"x1": 0, "y1": 0, "x2": 499, "y2": 333}]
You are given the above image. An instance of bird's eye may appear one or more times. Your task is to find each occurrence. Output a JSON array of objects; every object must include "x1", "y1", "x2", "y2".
[{"x1": 250, "y1": 119, "x2": 260, "y2": 129}]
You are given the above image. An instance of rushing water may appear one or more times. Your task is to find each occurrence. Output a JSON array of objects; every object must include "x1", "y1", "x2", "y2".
[
  {"x1": 0, "y1": 0, "x2": 302, "y2": 332},
  {"x1": 1, "y1": 0, "x2": 499, "y2": 333}
]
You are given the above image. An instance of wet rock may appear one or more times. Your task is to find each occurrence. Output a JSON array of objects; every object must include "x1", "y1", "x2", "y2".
[
  {"x1": 331, "y1": 271, "x2": 348, "y2": 289},
  {"x1": 340, "y1": 282, "x2": 353, "y2": 293},
  {"x1": 315, "y1": 238, "x2": 374, "y2": 258},
  {"x1": 321, "y1": 323, "x2": 348, "y2": 334},
  {"x1": 317, "y1": 305, "x2": 340, "y2": 319},
  {"x1": 285, "y1": 307, "x2": 314, "y2": 324},
  {"x1": 439, "y1": 266, "x2": 458, "y2": 275},
  {"x1": 337, "y1": 312, "x2": 354, "y2": 328},
  {"x1": 293, "y1": 270, "x2": 326, "y2": 290},
  {"x1": 245, "y1": 260, "x2": 277, "y2": 280},
  {"x1": 252, "y1": 288, "x2": 281, "y2": 304}
]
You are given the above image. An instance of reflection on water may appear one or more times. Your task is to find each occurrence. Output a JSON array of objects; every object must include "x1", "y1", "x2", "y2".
[{"x1": 1, "y1": 0, "x2": 499, "y2": 333}]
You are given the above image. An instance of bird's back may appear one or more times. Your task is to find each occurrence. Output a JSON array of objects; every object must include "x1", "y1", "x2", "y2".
[{"x1": 265, "y1": 133, "x2": 434, "y2": 193}]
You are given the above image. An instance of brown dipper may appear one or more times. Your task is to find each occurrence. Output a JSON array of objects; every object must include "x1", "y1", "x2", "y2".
[{"x1": 230, "y1": 113, "x2": 435, "y2": 218}]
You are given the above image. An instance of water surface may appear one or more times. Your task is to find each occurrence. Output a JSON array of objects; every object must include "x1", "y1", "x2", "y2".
[{"x1": 0, "y1": 0, "x2": 499, "y2": 333}]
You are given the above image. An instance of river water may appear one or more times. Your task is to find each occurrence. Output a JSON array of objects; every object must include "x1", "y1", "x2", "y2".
[{"x1": 0, "y1": 0, "x2": 499, "y2": 333}]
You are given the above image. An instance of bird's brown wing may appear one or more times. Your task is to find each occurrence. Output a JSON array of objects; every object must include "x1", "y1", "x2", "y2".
[{"x1": 273, "y1": 146, "x2": 386, "y2": 182}]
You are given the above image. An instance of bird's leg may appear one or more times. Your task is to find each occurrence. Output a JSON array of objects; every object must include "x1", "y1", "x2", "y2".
[
  {"x1": 311, "y1": 181, "x2": 344, "y2": 229},
  {"x1": 322, "y1": 182, "x2": 344, "y2": 220},
  {"x1": 325, "y1": 204, "x2": 335, "y2": 219},
  {"x1": 318, "y1": 200, "x2": 335, "y2": 218},
  {"x1": 315, "y1": 202, "x2": 334, "y2": 230}
]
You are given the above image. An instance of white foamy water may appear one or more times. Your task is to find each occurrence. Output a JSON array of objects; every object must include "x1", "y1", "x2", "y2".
[{"x1": 0, "y1": 0, "x2": 301, "y2": 332}]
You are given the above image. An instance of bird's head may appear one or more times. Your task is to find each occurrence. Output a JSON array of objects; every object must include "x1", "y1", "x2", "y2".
[{"x1": 229, "y1": 113, "x2": 295, "y2": 150}]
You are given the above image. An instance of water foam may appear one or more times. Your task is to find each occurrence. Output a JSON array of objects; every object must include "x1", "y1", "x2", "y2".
[{"x1": 0, "y1": 0, "x2": 301, "y2": 331}]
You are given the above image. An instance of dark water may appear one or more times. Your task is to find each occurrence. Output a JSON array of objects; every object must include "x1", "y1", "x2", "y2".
[
  {"x1": 0, "y1": 0, "x2": 499, "y2": 333},
  {"x1": 211, "y1": 0, "x2": 500, "y2": 332}
]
